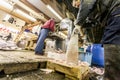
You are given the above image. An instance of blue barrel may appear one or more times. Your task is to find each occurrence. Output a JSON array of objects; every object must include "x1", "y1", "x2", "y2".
[{"x1": 91, "y1": 44, "x2": 104, "y2": 67}]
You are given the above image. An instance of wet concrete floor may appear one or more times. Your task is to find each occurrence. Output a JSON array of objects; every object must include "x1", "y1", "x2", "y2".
[{"x1": 0, "y1": 69, "x2": 65, "y2": 80}]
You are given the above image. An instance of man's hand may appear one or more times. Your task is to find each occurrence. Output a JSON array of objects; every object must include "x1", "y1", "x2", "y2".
[{"x1": 72, "y1": 0, "x2": 80, "y2": 8}]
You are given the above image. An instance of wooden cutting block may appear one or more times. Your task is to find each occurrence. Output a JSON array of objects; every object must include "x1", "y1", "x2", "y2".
[{"x1": 47, "y1": 60, "x2": 89, "y2": 80}]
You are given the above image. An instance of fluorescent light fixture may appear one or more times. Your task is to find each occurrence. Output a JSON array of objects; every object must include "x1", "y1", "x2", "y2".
[
  {"x1": 47, "y1": 5, "x2": 63, "y2": 20},
  {"x1": 0, "y1": 0, "x2": 13, "y2": 10},
  {"x1": 15, "y1": 9, "x2": 36, "y2": 22}
]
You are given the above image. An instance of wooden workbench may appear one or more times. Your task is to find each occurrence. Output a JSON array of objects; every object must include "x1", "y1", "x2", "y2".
[
  {"x1": 0, "y1": 50, "x2": 89, "y2": 80},
  {"x1": 0, "y1": 50, "x2": 50, "y2": 74},
  {"x1": 47, "y1": 60, "x2": 89, "y2": 80}
]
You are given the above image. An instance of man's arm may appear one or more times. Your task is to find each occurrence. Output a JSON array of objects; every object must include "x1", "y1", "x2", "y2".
[{"x1": 75, "y1": 0, "x2": 97, "y2": 25}]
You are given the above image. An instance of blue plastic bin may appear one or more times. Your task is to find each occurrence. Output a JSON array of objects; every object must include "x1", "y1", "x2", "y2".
[{"x1": 91, "y1": 44, "x2": 104, "y2": 67}]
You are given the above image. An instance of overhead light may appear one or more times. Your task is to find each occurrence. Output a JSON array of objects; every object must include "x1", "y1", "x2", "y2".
[
  {"x1": 15, "y1": 9, "x2": 36, "y2": 22},
  {"x1": 47, "y1": 5, "x2": 63, "y2": 20},
  {"x1": 0, "y1": 0, "x2": 13, "y2": 10}
]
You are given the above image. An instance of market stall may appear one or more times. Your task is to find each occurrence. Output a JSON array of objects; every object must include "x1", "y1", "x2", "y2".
[{"x1": 0, "y1": 0, "x2": 106, "y2": 80}]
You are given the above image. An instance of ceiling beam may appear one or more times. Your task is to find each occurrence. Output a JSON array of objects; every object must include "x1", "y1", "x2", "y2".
[
  {"x1": 20, "y1": 0, "x2": 50, "y2": 20},
  {"x1": 0, "y1": 5, "x2": 32, "y2": 23}
]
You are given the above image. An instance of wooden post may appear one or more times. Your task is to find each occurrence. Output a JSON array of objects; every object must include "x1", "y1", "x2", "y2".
[{"x1": 14, "y1": 21, "x2": 41, "y2": 42}]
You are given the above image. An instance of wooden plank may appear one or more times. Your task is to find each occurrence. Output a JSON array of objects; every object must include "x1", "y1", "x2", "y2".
[
  {"x1": 0, "y1": 51, "x2": 49, "y2": 63},
  {"x1": 0, "y1": 50, "x2": 52, "y2": 74},
  {"x1": 0, "y1": 51, "x2": 31, "y2": 63},
  {"x1": 9, "y1": 51, "x2": 50, "y2": 62},
  {"x1": 0, "y1": 54, "x2": 18, "y2": 64},
  {"x1": 0, "y1": 50, "x2": 48, "y2": 70},
  {"x1": 0, "y1": 64, "x2": 4, "y2": 71},
  {"x1": 65, "y1": 74, "x2": 80, "y2": 80},
  {"x1": 4, "y1": 63, "x2": 39, "y2": 74},
  {"x1": 47, "y1": 60, "x2": 89, "y2": 80},
  {"x1": 47, "y1": 61, "x2": 80, "y2": 78}
]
